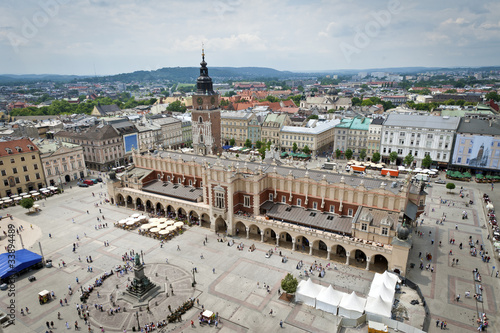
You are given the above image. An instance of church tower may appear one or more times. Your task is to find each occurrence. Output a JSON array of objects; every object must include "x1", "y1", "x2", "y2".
[{"x1": 191, "y1": 48, "x2": 221, "y2": 155}]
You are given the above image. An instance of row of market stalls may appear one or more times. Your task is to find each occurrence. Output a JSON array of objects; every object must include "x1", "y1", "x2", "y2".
[
  {"x1": 0, "y1": 187, "x2": 59, "y2": 208},
  {"x1": 114, "y1": 214, "x2": 186, "y2": 240},
  {"x1": 295, "y1": 271, "x2": 399, "y2": 320},
  {"x1": 223, "y1": 146, "x2": 260, "y2": 155},
  {"x1": 399, "y1": 166, "x2": 439, "y2": 177},
  {"x1": 347, "y1": 160, "x2": 385, "y2": 170},
  {"x1": 281, "y1": 152, "x2": 311, "y2": 160}
]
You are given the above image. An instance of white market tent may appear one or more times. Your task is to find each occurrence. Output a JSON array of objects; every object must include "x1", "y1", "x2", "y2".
[
  {"x1": 315, "y1": 285, "x2": 346, "y2": 315},
  {"x1": 365, "y1": 295, "x2": 392, "y2": 319},
  {"x1": 368, "y1": 281, "x2": 394, "y2": 304},
  {"x1": 295, "y1": 278, "x2": 323, "y2": 307},
  {"x1": 338, "y1": 291, "x2": 366, "y2": 319}
]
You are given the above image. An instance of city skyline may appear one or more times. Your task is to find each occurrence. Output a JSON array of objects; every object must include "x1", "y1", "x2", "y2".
[{"x1": 0, "y1": 0, "x2": 500, "y2": 75}]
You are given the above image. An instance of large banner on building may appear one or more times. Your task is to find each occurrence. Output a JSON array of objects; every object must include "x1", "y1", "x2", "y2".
[
  {"x1": 123, "y1": 133, "x2": 138, "y2": 153},
  {"x1": 452, "y1": 134, "x2": 500, "y2": 170}
]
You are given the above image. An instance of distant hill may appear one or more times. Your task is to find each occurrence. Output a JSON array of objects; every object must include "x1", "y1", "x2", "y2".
[
  {"x1": 0, "y1": 74, "x2": 88, "y2": 84},
  {"x1": 85, "y1": 66, "x2": 303, "y2": 83}
]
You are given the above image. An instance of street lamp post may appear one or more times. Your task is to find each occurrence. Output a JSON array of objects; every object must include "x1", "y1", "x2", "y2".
[
  {"x1": 135, "y1": 311, "x2": 140, "y2": 331},
  {"x1": 192, "y1": 268, "x2": 196, "y2": 287}
]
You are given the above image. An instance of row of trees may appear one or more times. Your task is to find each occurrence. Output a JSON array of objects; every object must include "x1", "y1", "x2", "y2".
[
  {"x1": 9, "y1": 95, "x2": 158, "y2": 116},
  {"x1": 333, "y1": 149, "x2": 434, "y2": 168}
]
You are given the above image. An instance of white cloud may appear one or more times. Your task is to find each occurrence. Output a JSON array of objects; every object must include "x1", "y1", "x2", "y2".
[{"x1": 0, "y1": 0, "x2": 499, "y2": 74}]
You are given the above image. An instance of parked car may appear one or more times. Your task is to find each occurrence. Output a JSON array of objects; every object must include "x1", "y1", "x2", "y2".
[
  {"x1": 96, "y1": 177, "x2": 103, "y2": 182},
  {"x1": 435, "y1": 179, "x2": 446, "y2": 184},
  {"x1": 77, "y1": 182, "x2": 89, "y2": 187},
  {"x1": 83, "y1": 179, "x2": 94, "y2": 186},
  {"x1": 90, "y1": 179, "x2": 98, "y2": 184}
]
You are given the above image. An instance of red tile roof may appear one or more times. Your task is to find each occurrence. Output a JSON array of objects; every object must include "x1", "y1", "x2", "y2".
[{"x1": 0, "y1": 138, "x2": 38, "y2": 157}]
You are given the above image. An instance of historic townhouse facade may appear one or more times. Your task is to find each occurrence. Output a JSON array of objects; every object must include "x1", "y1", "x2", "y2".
[
  {"x1": 280, "y1": 119, "x2": 340, "y2": 156},
  {"x1": 108, "y1": 151, "x2": 424, "y2": 276},
  {"x1": 380, "y1": 114, "x2": 459, "y2": 167},
  {"x1": 221, "y1": 111, "x2": 255, "y2": 146},
  {"x1": 36, "y1": 140, "x2": 87, "y2": 186},
  {"x1": 0, "y1": 139, "x2": 46, "y2": 197},
  {"x1": 261, "y1": 113, "x2": 291, "y2": 148}
]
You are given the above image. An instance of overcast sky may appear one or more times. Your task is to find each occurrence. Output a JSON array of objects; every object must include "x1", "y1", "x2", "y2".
[{"x1": 0, "y1": 0, "x2": 499, "y2": 75}]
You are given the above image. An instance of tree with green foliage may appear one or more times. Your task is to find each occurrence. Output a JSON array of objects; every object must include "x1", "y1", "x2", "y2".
[
  {"x1": 359, "y1": 149, "x2": 366, "y2": 161},
  {"x1": 446, "y1": 182, "x2": 456, "y2": 193},
  {"x1": 404, "y1": 153, "x2": 414, "y2": 167},
  {"x1": 307, "y1": 115, "x2": 318, "y2": 120},
  {"x1": 422, "y1": 154, "x2": 433, "y2": 168},
  {"x1": 303, "y1": 145, "x2": 310, "y2": 155},
  {"x1": 345, "y1": 149, "x2": 353, "y2": 160},
  {"x1": 244, "y1": 139, "x2": 252, "y2": 148},
  {"x1": 372, "y1": 151, "x2": 381, "y2": 163},
  {"x1": 166, "y1": 100, "x2": 186, "y2": 112},
  {"x1": 20, "y1": 197, "x2": 34, "y2": 211},
  {"x1": 266, "y1": 141, "x2": 272, "y2": 149},
  {"x1": 389, "y1": 151, "x2": 398, "y2": 164},
  {"x1": 351, "y1": 97, "x2": 362, "y2": 106},
  {"x1": 485, "y1": 91, "x2": 500, "y2": 102},
  {"x1": 335, "y1": 149, "x2": 342, "y2": 159},
  {"x1": 281, "y1": 273, "x2": 298, "y2": 296},
  {"x1": 258, "y1": 146, "x2": 266, "y2": 160},
  {"x1": 224, "y1": 91, "x2": 237, "y2": 97},
  {"x1": 255, "y1": 141, "x2": 262, "y2": 149},
  {"x1": 266, "y1": 95, "x2": 279, "y2": 103},
  {"x1": 290, "y1": 95, "x2": 301, "y2": 107},
  {"x1": 229, "y1": 138, "x2": 236, "y2": 146},
  {"x1": 292, "y1": 142, "x2": 298, "y2": 153}
]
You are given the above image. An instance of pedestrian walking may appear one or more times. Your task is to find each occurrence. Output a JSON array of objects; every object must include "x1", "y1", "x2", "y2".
[
  {"x1": 177, "y1": 245, "x2": 180, "y2": 251},
  {"x1": 269, "y1": 309, "x2": 273, "y2": 315},
  {"x1": 280, "y1": 320, "x2": 283, "y2": 328},
  {"x1": 213, "y1": 268, "x2": 215, "y2": 274}
]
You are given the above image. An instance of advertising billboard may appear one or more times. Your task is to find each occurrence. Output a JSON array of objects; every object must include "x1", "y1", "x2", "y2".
[
  {"x1": 452, "y1": 134, "x2": 500, "y2": 170},
  {"x1": 123, "y1": 133, "x2": 138, "y2": 153}
]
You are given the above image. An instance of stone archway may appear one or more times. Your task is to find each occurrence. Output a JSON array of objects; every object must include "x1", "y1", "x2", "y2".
[
  {"x1": 136, "y1": 198, "x2": 144, "y2": 211},
  {"x1": 125, "y1": 195, "x2": 133, "y2": 208},
  {"x1": 156, "y1": 203, "x2": 165, "y2": 216},
  {"x1": 330, "y1": 244, "x2": 347, "y2": 263},
  {"x1": 280, "y1": 232, "x2": 293, "y2": 249},
  {"x1": 189, "y1": 211, "x2": 199, "y2": 225},
  {"x1": 200, "y1": 213, "x2": 210, "y2": 228},
  {"x1": 215, "y1": 217, "x2": 227, "y2": 233},
  {"x1": 248, "y1": 224, "x2": 261, "y2": 241},
  {"x1": 177, "y1": 208, "x2": 187, "y2": 221},
  {"x1": 145, "y1": 200, "x2": 153, "y2": 214},
  {"x1": 296, "y1": 235, "x2": 310, "y2": 254},
  {"x1": 166, "y1": 205, "x2": 176, "y2": 218},
  {"x1": 235, "y1": 221, "x2": 246, "y2": 237},
  {"x1": 312, "y1": 240, "x2": 328, "y2": 258},
  {"x1": 351, "y1": 249, "x2": 367, "y2": 269},
  {"x1": 116, "y1": 194, "x2": 125, "y2": 207},
  {"x1": 263, "y1": 228, "x2": 277, "y2": 245},
  {"x1": 372, "y1": 254, "x2": 389, "y2": 273}
]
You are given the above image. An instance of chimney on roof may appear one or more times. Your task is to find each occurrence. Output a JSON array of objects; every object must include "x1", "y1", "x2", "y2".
[{"x1": 489, "y1": 119, "x2": 493, "y2": 127}]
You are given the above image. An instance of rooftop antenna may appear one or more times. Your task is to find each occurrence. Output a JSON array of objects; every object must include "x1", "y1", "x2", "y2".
[{"x1": 201, "y1": 42, "x2": 205, "y2": 61}]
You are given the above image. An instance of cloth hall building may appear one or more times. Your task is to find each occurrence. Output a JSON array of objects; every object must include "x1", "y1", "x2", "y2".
[{"x1": 108, "y1": 150, "x2": 424, "y2": 276}]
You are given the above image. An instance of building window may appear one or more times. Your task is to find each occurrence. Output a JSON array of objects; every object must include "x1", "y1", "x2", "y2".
[
  {"x1": 330, "y1": 205, "x2": 335, "y2": 213},
  {"x1": 361, "y1": 223, "x2": 367, "y2": 231},
  {"x1": 269, "y1": 193, "x2": 274, "y2": 201},
  {"x1": 12, "y1": 168, "x2": 17, "y2": 174},
  {"x1": 244, "y1": 195, "x2": 251, "y2": 208},
  {"x1": 382, "y1": 227, "x2": 388, "y2": 235},
  {"x1": 0, "y1": 170, "x2": 5, "y2": 176},
  {"x1": 296, "y1": 198, "x2": 302, "y2": 206},
  {"x1": 281, "y1": 195, "x2": 286, "y2": 203},
  {"x1": 3, "y1": 180, "x2": 8, "y2": 186},
  {"x1": 20, "y1": 157, "x2": 25, "y2": 161},
  {"x1": 215, "y1": 191, "x2": 225, "y2": 209},
  {"x1": 48, "y1": 169, "x2": 52, "y2": 176},
  {"x1": 348, "y1": 208, "x2": 353, "y2": 217},
  {"x1": 32, "y1": 155, "x2": 35, "y2": 159},
  {"x1": 34, "y1": 164, "x2": 38, "y2": 170},
  {"x1": 36, "y1": 173, "x2": 40, "y2": 180},
  {"x1": 313, "y1": 202, "x2": 318, "y2": 210},
  {"x1": 25, "y1": 175, "x2": 30, "y2": 181},
  {"x1": 10, "y1": 159, "x2": 14, "y2": 163},
  {"x1": 15, "y1": 177, "x2": 20, "y2": 184}
]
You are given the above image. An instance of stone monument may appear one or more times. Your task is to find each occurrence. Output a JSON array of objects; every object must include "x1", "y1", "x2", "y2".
[{"x1": 122, "y1": 253, "x2": 161, "y2": 305}]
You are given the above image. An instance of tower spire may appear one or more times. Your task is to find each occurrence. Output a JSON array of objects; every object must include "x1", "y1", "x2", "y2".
[{"x1": 202, "y1": 42, "x2": 205, "y2": 62}]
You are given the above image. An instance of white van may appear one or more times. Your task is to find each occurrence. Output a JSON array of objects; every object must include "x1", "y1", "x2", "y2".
[{"x1": 322, "y1": 162, "x2": 337, "y2": 170}]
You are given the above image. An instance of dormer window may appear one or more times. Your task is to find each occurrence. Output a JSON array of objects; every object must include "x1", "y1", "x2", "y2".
[
  {"x1": 27, "y1": 145, "x2": 34, "y2": 151},
  {"x1": 5, "y1": 148, "x2": 12, "y2": 154},
  {"x1": 15, "y1": 146, "x2": 22, "y2": 152}
]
